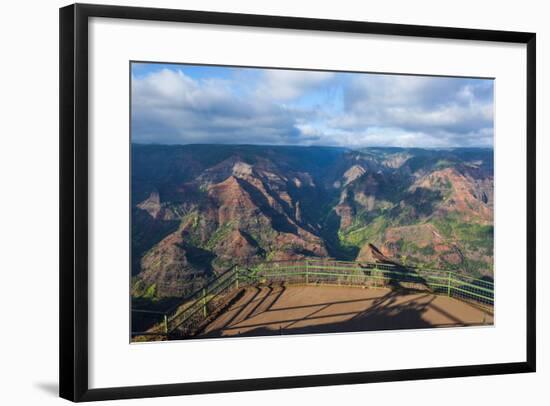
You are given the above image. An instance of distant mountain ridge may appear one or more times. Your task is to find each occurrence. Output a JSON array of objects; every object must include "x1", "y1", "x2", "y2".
[{"x1": 131, "y1": 144, "x2": 493, "y2": 298}]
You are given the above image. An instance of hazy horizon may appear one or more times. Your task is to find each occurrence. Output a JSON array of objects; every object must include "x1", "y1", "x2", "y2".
[{"x1": 131, "y1": 142, "x2": 494, "y2": 151}]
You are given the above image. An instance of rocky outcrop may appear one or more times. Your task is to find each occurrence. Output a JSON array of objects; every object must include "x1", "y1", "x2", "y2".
[
  {"x1": 134, "y1": 231, "x2": 209, "y2": 297},
  {"x1": 410, "y1": 167, "x2": 493, "y2": 223},
  {"x1": 137, "y1": 190, "x2": 161, "y2": 218},
  {"x1": 343, "y1": 165, "x2": 366, "y2": 186}
]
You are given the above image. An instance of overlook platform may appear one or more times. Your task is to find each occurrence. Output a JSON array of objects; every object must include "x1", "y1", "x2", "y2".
[
  {"x1": 200, "y1": 285, "x2": 493, "y2": 338},
  {"x1": 132, "y1": 259, "x2": 494, "y2": 341}
]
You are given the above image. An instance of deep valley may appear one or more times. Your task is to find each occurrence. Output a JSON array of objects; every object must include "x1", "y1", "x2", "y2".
[{"x1": 131, "y1": 144, "x2": 494, "y2": 299}]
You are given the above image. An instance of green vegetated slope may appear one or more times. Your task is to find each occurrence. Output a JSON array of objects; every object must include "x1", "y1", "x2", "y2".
[{"x1": 131, "y1": 144, "x2": 494, "y2": 299}]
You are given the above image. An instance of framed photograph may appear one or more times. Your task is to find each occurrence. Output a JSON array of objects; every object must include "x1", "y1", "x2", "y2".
[{"x1": 59, "y1": 3, "x2": 536, "y2": 402}]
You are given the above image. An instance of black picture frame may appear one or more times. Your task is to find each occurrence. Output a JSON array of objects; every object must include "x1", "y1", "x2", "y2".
[{"x1": 59, "y1": 3, "x2": 536, "y2": 402}]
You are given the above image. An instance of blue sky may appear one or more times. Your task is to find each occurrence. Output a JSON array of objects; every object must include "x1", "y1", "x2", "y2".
[{"x1": 131, "y1": 62, "x2": 494, "y2": 148}]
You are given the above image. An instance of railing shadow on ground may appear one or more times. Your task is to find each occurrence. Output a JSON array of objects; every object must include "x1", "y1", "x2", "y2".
[
  {"x1": 200, "y1": 286, "x2": 492, "y2": 339},
  {"x1": 201, "y1": 289, "x2": 435, "y2": 338},
  {"x1": 131, "y1": 259, "x2": 494, "y2": 341}
]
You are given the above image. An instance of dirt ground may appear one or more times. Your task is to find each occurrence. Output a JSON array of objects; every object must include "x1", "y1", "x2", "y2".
[{"x1": 199, "y1": 284, "x2": 493, "y2": 338}]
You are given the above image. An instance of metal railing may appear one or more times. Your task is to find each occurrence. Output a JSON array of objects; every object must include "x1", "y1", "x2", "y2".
[
  {"x1": 247, "y1": 259, "x2": 493, "y2": 307},
  {"x1": 131, "y1": 265, "x2": 239, "y2": 338},
  {"x1": 131, "y1": 259, "x2": 493, "y2": 339}
]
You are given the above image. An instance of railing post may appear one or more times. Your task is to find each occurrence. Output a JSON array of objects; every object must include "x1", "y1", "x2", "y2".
[
  {"x1": 447, "y1": 271, "x2": 452, "y2": 297},
  {"x1": 305, "y1": 260, "x2": 309, "y2": 285},
  {"x1": 202, "y1": 288, "x2": 207, "y2": 317},
  {"x1": 163, "y1": 314, "x2": 168, "y2": 335}
]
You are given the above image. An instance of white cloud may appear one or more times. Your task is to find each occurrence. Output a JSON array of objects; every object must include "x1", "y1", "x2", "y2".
[
  {"x1": 131, "y1": 66, "x2": 494, "y2": 148},
  {"x1": 332, "y1": 74, "x2": 494, "y2": 146},
  {"x1": 258, "y1": 70, "x2": 335, "y2": 100},
  {"x1": 131, "y1": 68, "x2": 302, "y2": 145}
]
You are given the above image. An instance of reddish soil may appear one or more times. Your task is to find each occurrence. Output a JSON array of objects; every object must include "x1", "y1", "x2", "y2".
[{"x1": 199, "y1": 285, "x2": 493, "y2": 338}]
